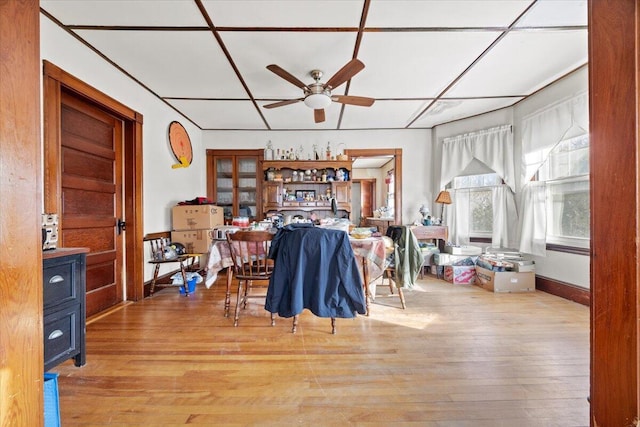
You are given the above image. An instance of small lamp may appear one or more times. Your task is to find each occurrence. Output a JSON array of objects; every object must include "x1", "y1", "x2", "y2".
[{"x1": 435, "y1": 190, "x2": 452, "y2": 222}]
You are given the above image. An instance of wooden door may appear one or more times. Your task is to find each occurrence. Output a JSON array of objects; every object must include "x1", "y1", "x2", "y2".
[
  {"x1": 60, "y1": 90, "x2": 123, "y2": 317},
  {"x1": 358, "y1": 179, "x2": 376, "y2": 220}
]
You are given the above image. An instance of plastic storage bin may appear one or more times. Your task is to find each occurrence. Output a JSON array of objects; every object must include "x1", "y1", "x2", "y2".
[
  {"x1": 44, "y1": 372, "x2": 61, "y2": 427},
  {"x1": 179, "y1": 277, "x2": 197, "y2": 294}
]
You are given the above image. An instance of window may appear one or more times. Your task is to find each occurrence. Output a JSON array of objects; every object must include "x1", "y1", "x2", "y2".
[
  {"x1": 537, "y1": 134, "x2": 590, "y2": 248},
  {"x1": 385, "y1": 170, "x2": 395, "y2": 214},
  {"x1": 452, "y1": 173, "x2": 501, "y2": 238}
]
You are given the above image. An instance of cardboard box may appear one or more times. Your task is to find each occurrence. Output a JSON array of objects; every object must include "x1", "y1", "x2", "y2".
[
  {"x1": 475, "y1": 266, "x2": 535, "y2": 293},
  {"x1": 513, "y1": 260, "x2": 536, "y2": 272},
  {"x1": 444, "y1": 245, "x2": 482, "y2": 256},
  {"x1": 172, "y1": 205, "x2": 224, "y2": 230},
  {"x1": 171, "y1": 229, "x2": 213, "y2": 254},
  {"x1": 433, "y1": 253, "x2": 478, "y2": 266},
  {"x1": 444, "y1": 265, "x2": 477, "y2": 285}
]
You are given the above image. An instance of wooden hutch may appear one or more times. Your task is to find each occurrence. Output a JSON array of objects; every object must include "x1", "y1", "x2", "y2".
[{"x1": 261, "y1": 160, "x2": 352, "y2": 220}]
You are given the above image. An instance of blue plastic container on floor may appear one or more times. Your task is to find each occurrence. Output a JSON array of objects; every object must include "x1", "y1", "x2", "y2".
[
  {"x1": 179, "y1": 277, "x2": 197, "y2": 294},
  {"x1": 44, "y1": 372, "x2": 61, "y2": 427}
]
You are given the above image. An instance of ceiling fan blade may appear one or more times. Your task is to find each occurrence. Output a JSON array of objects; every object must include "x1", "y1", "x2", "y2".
[
  {"x1": 266, "y1": 64, "x2": 309, "y2": 90},
  {"x1": 324, "y1": 59, "x2": 365, "y2": 90},
  {"x1": 314, "y1": 109, "x2": 326, "y2": 123},
  {"x1": 332, "y1": 95, "x2": 375, "y2": 107},
  {"x1": 263, "y1": 98, "x2": 303, "y2": 109}
]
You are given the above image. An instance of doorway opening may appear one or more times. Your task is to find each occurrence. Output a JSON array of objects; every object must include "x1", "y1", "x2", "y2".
[{"x1": 345, "y1": 149, "x2": 402, "y2": 227}]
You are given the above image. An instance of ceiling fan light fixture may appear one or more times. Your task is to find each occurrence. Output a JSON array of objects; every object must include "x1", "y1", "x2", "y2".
[{"x1": 304, "y1": 93, "x2": 331, "y2": 109}]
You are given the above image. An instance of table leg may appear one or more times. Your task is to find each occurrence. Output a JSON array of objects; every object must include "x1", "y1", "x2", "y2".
[
  {"x1": 362, "y1": 258, "x2": 370, "y2": 316},
  {"x1": 224, "y1": 267, "x2": 233, "y2": 317}
]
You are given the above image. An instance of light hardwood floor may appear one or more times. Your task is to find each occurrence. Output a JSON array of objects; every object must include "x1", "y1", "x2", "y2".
[{"x1": 53, "y1": 273, "x2": 589, "y2": 426}]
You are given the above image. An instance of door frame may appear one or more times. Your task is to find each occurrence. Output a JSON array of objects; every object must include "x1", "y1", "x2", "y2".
[
  {"x1": 344, "y1": 148, "x2": 402, "y2": 225},
  {"x1": 42, "y1": 60, "x2": 145, "y2": 302}
]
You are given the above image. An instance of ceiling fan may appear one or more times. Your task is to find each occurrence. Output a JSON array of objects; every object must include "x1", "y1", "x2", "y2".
[{"x1": 263, "y1": 58, "x2": 375, "y2": 123}]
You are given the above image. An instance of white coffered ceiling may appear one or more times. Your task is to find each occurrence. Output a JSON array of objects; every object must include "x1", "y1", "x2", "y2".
[{"x1": 40, "y1": 0, "x2": 588, "y2": 131}]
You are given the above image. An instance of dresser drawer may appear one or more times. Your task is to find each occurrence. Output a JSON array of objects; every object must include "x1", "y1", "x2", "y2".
[
  {"x1": 44, "y1": 304, "x2": 81, "y2": 371},
  {"x1": 43, "y1": 258, "x2": 77, "y2": 309}
]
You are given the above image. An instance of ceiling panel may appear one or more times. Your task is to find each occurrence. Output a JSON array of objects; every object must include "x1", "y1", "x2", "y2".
[
  {"x1": 201, "y1": 0, "x2": 364, "y2": 27},
  {"x1": 341, "y1": 100, "x2": 430, "y2": 129},
  {"x1": 167, "y1": 99, "x2": 267, "y2": 129},
  {"x1": 516, "y1": 0, "x2": 588, "y2": 27},
  {"x1": 354, "y1": 31, "x2": 501, "y2": 98},
  {"x1": 76, "y1": 30, "x2": 247, "y2": 98},
  {"x1": 413, "y1": 97, "x2": 524, "y2": 128},
  {"x1": 366, "y1": 0, "x2": 533, "y2": 27},
  {"x1": 40, "y1": 0, "x2": 205, "y2": 26},
  {"x1": 446, "y1": 30, "x2": 587, "y2": 98},
  {"x1": 258, "y1": 101, "x2": 341, "y2": 130},
  {"x1": 220, "y1": 31, "x2": 357, "y2": 99}
]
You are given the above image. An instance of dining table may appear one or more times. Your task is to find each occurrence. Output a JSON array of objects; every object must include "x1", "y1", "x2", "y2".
[
  {"x1": 348, "y1": 236, "x2": 388, "y2": 314},
  {"x1": 205, "y1": 231, "x2": 389, "y2": 316}
]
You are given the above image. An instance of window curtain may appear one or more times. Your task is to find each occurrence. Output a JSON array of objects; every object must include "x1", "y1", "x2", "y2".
[
  {"x1": 518, "y1": 181, "x2": 547, "y2": 256},
  {"x1": 446, "y1": 186, "x2": 516, "y2": 248},
  {"x1": 445, "y1": 189, "x2": 469, "y2": 246},
  {"x1": 518, "y1": 91, "x2": 587, "y2": 255},
  {"x1": 521, "y1": 91, "x2": 588, "y2": 185},
  {"x1": 440, "y1": 124, "x2": 515, "y2": 192},
  {"x1": 492, "y1": 185, "x2": 517, "y2": 248}
]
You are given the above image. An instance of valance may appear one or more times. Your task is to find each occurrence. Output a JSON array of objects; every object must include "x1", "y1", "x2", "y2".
[{"x1": 440, "y1": 125, "x2": 515, "y2": 192}]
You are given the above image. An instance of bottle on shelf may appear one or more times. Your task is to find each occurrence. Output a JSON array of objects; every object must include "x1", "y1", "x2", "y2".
[
  {"x1": 289, "y1": 148, "x2": 295, "y2": 160},
  {"x1": 265, "y1": 140, "x2": 274, "y2": 160},
  {"x1": 326, "y1": 141, "x2": 331, "y2": 160}
]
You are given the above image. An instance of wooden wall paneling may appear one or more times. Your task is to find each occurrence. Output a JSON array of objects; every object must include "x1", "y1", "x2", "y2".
[
  {"x1": 589, "y1": 0, "x2": 639, "y2": 425},
  {"x1": 0, "y1": 0, "x2": 43, "y2": 425}
]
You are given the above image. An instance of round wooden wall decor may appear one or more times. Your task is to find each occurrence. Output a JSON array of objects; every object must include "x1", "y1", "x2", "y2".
[{"x1": 168, "y1": 121, "x2": 193, "y2": 166}]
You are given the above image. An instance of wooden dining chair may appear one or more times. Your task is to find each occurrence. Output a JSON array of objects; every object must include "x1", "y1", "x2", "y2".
[{"x1": 226, "y1": 231, "x2": 275, "y2": 327}]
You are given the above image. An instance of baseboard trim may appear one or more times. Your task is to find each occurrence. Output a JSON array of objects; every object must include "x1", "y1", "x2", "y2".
[{"x1": 536, "y1": 275, "x2": 590, "y2": 306}]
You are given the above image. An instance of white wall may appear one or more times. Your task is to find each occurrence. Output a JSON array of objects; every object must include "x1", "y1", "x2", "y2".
[{"x1": 40, "y1": 17, "x2": 205, "y2": 235}]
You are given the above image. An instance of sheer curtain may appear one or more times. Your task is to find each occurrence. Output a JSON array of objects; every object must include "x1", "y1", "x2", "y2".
[
  {"x1": 518, "y1": 182, "x2": 547, "y2": 256},
  {"x1": 518, "y1": 91, "x2": 588, "y2": 255},
  {"x1": 492, "y1": 185, "x2": 517, "y2": 248},
  {"x1": 446, "y1": 189, "x2": 469, "y2": 246},
  {"x1": 440, "y1": 125, "x2": 516, "y2": 246},
  {"x1": 446, "y1": 185, "x2": 516, "y2": 248}
]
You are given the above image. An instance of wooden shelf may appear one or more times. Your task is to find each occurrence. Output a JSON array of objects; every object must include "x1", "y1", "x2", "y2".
[
  {"x1": 261, "y1": 159, "x2": 353, "y2": 218},
  {"x1": 262, "y1": 160, "x2": 352, "y2": 171}
]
